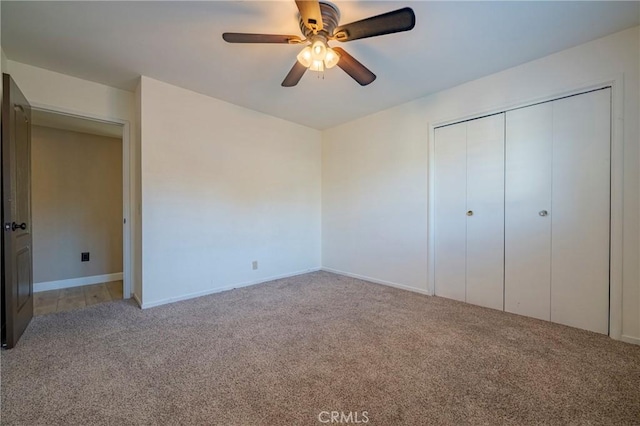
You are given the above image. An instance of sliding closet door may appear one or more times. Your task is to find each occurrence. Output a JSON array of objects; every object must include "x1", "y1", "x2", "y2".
[
  {"x1": 551, "y1": 88, "x2": 610, "y2": 334},
  {"x1": 434, "y1": 123, "x2": 467, "y2": 302},
  {"x1": 504, "y1": 104, "x2": 553, "y2": 321},
  {"x1": 465, "y1": 114, "x2": 505, "y2": 310}
]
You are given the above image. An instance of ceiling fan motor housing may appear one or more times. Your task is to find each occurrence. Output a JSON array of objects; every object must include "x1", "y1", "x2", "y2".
[{"x1": 299, "y1": 1, "x2": 341, "y2": 38}]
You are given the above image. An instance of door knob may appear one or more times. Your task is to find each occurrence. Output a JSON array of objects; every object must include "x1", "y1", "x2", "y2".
[
  {"x1": 466, "y1": 210, "x2": 473, "y2": 216},
  {"x1": 11, "y1": 222, "x2": 26, "y2": 231},
  {"x1": 539, "y1": 210, "x2": 548, "y2": 217}
]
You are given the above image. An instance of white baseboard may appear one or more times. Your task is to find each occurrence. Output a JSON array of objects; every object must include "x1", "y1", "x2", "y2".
[
  {"x1": 321, "y1": 267, "x2": 432, "y2": 296},
  {"x1": 620, "y1": 335, "x2": 640, "y2": 346},
  {"x1": 34, "y1": 272, "x2": 124, "y2": 293},
  {"x1": 140, "y1": 267, "x2": 321, "y2": 309}
]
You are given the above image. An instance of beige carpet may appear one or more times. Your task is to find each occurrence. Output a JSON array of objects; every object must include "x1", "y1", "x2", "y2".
[{"x1": 2, "y1": 271, "x2": 639, "y2": 425}]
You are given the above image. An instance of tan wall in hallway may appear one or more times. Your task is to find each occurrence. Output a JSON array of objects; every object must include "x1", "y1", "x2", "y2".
[{"x1": 32, "y1": 125, "x2": 123, "y2": 283}]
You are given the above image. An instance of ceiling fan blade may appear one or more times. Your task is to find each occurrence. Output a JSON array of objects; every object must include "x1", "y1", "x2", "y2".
[
  {"x1": 333, "y1": 47, "x2": 376, "y2": 86},
  {"x1": 296, "y1": 0, "x2": 323, "y2": 32},
  {"x1": 222, "y1": 33, "x2": 303, "y2": 44},
  {"x1": 282, "y1": 61, "x2": 307, "y2": 87},
  {"x1": 333, "y1": 7, "x2": 415, "y2": 42}
]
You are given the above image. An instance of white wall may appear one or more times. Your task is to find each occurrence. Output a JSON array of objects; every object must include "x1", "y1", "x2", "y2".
[
  {"x1": 6, "y1": 60, "x2": 141, "y2": 300},
  {"x1": 322, "y1": 27, "x2": 640, "y2": 342},
  {"x1": 139, "y1": 77, "x2": 321, "y2": 307},
  {"x1": 322, "y1": 108, "x2": 429, "y2": 293}
]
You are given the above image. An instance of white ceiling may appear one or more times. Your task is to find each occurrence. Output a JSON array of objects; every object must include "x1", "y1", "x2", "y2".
[
  {"x1": 32, "y1": 109, "x2": 123, "y2": 139},
  {"x1": 3, "y1": 1, "x2": 639, "y2": 130}
]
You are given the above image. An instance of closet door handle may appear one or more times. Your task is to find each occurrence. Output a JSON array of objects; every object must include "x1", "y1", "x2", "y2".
[
  {"x1": 466, "y1": 210, "x2": 473, "y2": 216},
  {"x1": 539, "y1": 210, "x2": 548, "y2": 217}
]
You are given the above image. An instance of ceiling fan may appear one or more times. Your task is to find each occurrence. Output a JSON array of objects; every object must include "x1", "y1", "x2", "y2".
[{"x1": 222, "y1": 1, "x2": 415, "y2": 87}]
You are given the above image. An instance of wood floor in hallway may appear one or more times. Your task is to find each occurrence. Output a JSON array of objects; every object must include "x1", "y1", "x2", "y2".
[{"x1": 33, "y1": 281, "x2": 124, "y2": 315}]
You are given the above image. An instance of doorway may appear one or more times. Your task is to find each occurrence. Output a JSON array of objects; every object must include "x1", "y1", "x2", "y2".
[
  {"x1": 30, "y1": 109, "x2": 127, "y2": 314},
  {"x1": 31, "y1": 106, "x2": 131, "y2": 315}
]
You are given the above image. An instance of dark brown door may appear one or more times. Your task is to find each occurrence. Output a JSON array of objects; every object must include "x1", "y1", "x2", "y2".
[{"x1": 1, "y1": 73, "x2": 33, "y2": 349}]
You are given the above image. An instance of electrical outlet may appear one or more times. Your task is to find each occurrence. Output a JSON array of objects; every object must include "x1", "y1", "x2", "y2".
[
  {"x1": 81, "y1": 252, "x2": 90, "y2": 262},
  {"x1": 252, "y1": 261, "x2": 258, "y2": 270}
]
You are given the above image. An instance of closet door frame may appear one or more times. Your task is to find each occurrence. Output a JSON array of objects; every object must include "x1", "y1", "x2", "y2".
[{"x1": 427, "y1": 75, "x2": 625, "y2": 341}]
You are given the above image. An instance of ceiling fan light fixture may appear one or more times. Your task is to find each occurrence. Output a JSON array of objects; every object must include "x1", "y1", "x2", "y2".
[
  {"x1": 296, "y1": 46, "x2": 313, "y2": 67},
  {"x1": 324, "y1": 47, "x2": 339, "y2": 69},
  {"x1": 310, "y1": 59, "x2": 325, "y2": 72},
  {"x1": 299, "y1": 39, "x2": 338, "y2": 71},
  {"x1": 310, "y1": 39, "x2": 327, "y2": 61}
]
